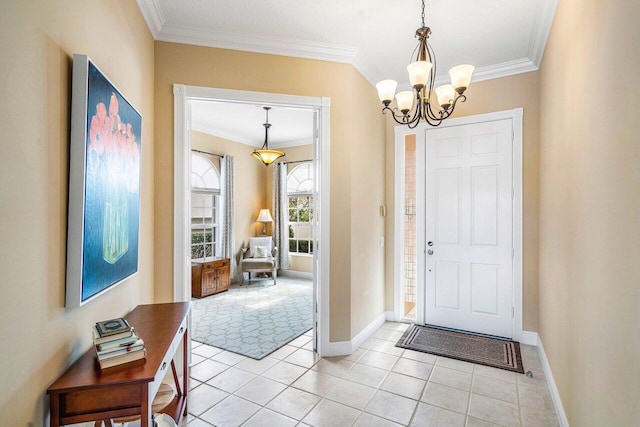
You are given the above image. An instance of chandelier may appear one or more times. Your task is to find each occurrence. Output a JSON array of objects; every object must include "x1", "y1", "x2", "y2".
[
  {"x1": 251, "y1": 106, "x2": 285, "y2": 166},
  {"x1": 376, "y1": 0, "x2": 474, "y2": 128}
]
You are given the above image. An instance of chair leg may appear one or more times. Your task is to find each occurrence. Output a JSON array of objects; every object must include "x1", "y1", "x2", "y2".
[{"x1": 273, "y1": 268, "x2": 277, "y2": 285}]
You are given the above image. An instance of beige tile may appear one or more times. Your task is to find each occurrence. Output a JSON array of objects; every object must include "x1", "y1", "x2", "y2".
[
  {"x1": 284, "y1": 348, "x2": 320, "y2": 368},
  {"x1": 518, "y1": 382, "x2": 555, "y2": 413},
  {"x1": 200, "y1": 395, "x2": 260, "y2": 427},
  {"x1": 465, "y1": 416, "x2": 501, "y2": 426},
  {"x1": 358, "y1": 350, "x2": 399, "y2": 370},
  {"x1": 468, "y1": 393, "x2": 520, "y2": 426},
  {"x1": 325, "y1": 378, "x2": 378, "y2": 410},
  {"x1": 311, "y1": 357, "x2": 355, "y2": 377},
  {"x1": 473, "y1": 364, "x2": 517, "y2": 383},
  {"x1": 242, "y1": 408, "x2": 297, "y2": 427},
  {"x1": 269, "y1": 345, "x2": 298, "y2": 360},
  {"x1": 421, "y1": 381, "x2": 470, "y2": 414},
  {"x1": 235, "y1": 356, "x2": 279, "y2": 375},
  {"x1": 189, "y1": 378, "x2": 202, "y2": 391},
  {"x1": 344, "y1": 348, "x2": 367, "y2": 362},
  {"x1": 471, "y1": 374, "x2": 518, "y2": 404},
  {"x1": 266, "y1": 387, "x2": 322, "y2": 420},
  {"x1": 192, "y1": 344, "x2": 223, "y2": 358},
  {"x1": 401, "y1": 349, "x2": 438, "y2": 365},
  {"x1": 380, "y1": 372, "x2": 426, "y2": 400},
  {"x1": 187, "y1": 417, "x2": 214, "y2": 426},
  {"x1": 188, "y1": 383, "x2": 229, "y2": 416},
  {"x1": 289, "y1": 334, "x2": 313, "y2": 348},
  {"x1": 370, "y1": 340, "x2": 405, "y2": 356},
  {"x1": 392, "y1": 358, "x2": 433, "y2": 380},
  {"x1": 516, "y1": 369, "x2": 548, "y2": 389},
  {"x1": 410, "y1": 402, "x2": 466, "y2": 427},
  {"x1": 190, "y1": 354, "x2": 206, "y2": 366},
  {"x1": 304, "y1": 329, "x2": 313, "y2": 337},
  {"x1": 234, "y1": 376, "x2": 287, "y2": 406},
  {"x1": 381, "y1": 322, "x2": 411, "y2": 332},
  {"x1": 520, "y1": 405, "x2": 559, "y2": 427},
  {"x1": 344, "y1": 363, "x2": 389, "y2": 388},
  {"x1": 353, "y1": 412, "x2": 402, "y2": 427},
  {"x1": 292, "y1": 370, "x2": 341, "y2": 397},
  {"x1": 211, "y1": 350, "x2": 247, "y2": 366},
  {"x1": 302, "y1": 341, "x2": 314, "y2": 351},
  {"x1": 364, "y1": 390, "x2": 418, "y2": 425},
  {"x1": 191, "y1": 341, "x2": 203, "y2": 349},
  {"x1": 262, "y1": 361, "x2": 308, "y2": 385},
  {"x1": 436, "y1": 357, "x2": 475, "y2": 373},
  {"x1": 360, "y1": 338, "x2": 383, "y2": 350},
  {"x1": 206, "y1": 367, "x2": 256, "y2": 393},
  {"x1": 190, "y1": 359, "x2": 230, "y2": 382},
  {"x1": 303, "y1": 399, "x2": 361, "y2": 427},
  {"x1": 430, "y1": 366, "x2": 473, "y2": 391}
]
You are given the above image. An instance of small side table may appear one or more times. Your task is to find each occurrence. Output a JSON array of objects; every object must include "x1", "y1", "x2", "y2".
[{"x1": 191, "y1": 257, "x2": 230, "y2": 298}]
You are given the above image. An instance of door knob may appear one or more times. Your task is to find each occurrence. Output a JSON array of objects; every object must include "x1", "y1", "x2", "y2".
[{"x1": 427, "y1": 249, "x2": 434, "y2": 255}]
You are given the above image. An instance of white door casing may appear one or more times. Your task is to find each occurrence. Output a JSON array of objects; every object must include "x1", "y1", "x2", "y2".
[
  {"x1": 393, "y1": 108, "x2": 523, "y2": 341},
  {"x1": 425, "y1": 118, "x2": 514, "y2": 338}
]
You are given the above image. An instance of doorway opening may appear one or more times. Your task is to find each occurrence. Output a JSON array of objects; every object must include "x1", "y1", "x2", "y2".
[{"x1": 173, "y1": 85, "x2": 331, "y2": 357}]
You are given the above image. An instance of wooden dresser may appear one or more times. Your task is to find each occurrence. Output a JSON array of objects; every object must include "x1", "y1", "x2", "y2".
[
  {"x1": 47, "y1": 303, "x2": 190, "y2": 427},
  {"x1": 191, "y1": 257, "x2": 230, "y2": 298}
]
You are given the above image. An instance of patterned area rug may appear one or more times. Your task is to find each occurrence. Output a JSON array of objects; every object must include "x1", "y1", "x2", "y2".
[
  {"x1": 191, "y1": 277, "x2": 312, "y2": 359},
  {"x1": 396, "y1": 324, "x2": 524, "y2": 373}
]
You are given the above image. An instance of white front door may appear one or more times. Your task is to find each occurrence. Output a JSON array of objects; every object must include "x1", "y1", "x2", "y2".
[{"x1": 424, "y1": 119, "x2": 514, "y2": 337}]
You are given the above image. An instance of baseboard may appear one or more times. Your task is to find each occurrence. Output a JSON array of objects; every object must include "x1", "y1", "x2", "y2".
[
  {"x1": 279, "y1": 270, "x2": 313, "y2": 280},
  {"x1": 537, "y1": 337, "x2": 570, "y2": 427},
  {"x1": 385, "y1": 310, "x2": 397, "y2": 322},
  {"x1": 520, "y1": 330, "x2": 539, "y2": 346},
  {"x1": 322, "y1": 312, "x2": 387, "y2": 357}
]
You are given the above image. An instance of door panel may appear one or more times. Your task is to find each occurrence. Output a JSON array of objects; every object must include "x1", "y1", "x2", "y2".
[{"x1": 425, "y1": 119, "x2": 513, "y2": 338}]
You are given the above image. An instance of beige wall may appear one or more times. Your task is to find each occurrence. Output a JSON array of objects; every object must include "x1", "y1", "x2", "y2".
[
  {"x1": 154, "y1": 42, "x2": 386, "y2": 341},
  {"x1": 0, "y1": 1, "x2": 154, "y2": 425},
  {"x1": 538, "y1": 0, "x2": 640, "y2": 424},
  {"x1": 384, "y1": 71, "x2": 541, "y2": 332}
]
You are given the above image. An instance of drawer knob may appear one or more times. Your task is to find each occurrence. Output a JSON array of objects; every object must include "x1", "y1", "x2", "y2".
[
  {"x1": 179, "y1": 327, "x2": 184, "y2": 334},
  {"x1": 161, "y1": 362, "x2": 166, "y2": 371}
]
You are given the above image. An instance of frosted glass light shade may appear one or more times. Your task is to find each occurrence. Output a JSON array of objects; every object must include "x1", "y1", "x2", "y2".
[
  {"x1": 376, "y1": 79, "x2": 398, "y2": 103},
  {"x1": 256, "y1": 209, "x2": 273, "y2": 223},
  {"x1": 407, "y1": 61, "x2": 433, "y2": 89},
  {"x1": 395, "y1": 91, "x2": 415, "y2": 112},
  {"x1": 251, "y1": 149, "x2": 285, "y2": 166},
  {"x1": 449, "y1": 64, "x2": 474, "y2": 92},
  {"x1": 435, "y1": 84, "x2": 456, "y2": 108}
]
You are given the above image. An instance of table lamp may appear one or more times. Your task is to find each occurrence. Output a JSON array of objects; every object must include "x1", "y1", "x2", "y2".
[{"x1": 256, "y1": 209, "x2": 273, "y2": 235}]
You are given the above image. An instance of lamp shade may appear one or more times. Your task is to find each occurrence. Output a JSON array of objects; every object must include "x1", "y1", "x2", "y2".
[
  {"x1": 407, "y1": 60, "x2": 432, "y2": 89},
  {"x1": 435, "y1": 84, "x2": 456, "y2": 108},
  {"x1": 251, "y1": 149, "x2": 285, "y2": 166},
  {"x1": 256, "y1": 209, "x2": 273, "y2": 223},
  {"x1": 376, "y1": 79, "x2": 398, "y2": 103},
  {"x1": 449, "y1": 64, "x2": 474, "y2": 92},
  {"x1": 395, "y1": 90, "x2": 415, "y2": 113}
]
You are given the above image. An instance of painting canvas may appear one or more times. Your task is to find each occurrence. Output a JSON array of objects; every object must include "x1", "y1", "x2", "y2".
[{"x1": 66, "y1": 54, "x2": 141, "y2": 307}]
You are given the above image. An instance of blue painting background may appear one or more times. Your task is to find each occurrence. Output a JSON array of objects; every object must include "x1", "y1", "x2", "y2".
[{"x1": 81, "y1": 63, "x2": 141, "y2": 302}]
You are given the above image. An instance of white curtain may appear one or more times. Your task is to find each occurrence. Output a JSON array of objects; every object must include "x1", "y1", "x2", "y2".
[
  {"x1": 220, "y1": 155, "x2": 236, "y2": 277},
  {"x1": 273, "y1": 162, "x2": 290, "y2": 270}
]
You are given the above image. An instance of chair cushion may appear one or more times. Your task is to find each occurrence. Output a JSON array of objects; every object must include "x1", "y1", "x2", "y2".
[
  {"x1": 241, "y1": 258, "x2": 276, "y2": 270},
  {"x1": 254, "y1": 246, "x2": 270, "y2": 258},
  {"x1": 249, "y1": 237, "x2": 273, "y2": 257}
]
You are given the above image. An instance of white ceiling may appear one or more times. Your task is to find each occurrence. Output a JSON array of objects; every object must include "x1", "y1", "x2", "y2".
[
  {"x1": 140, "y1": 0, "x2": 557, "y2": 144},
  {"x1": 191, "y1": 101, "x2": 314, "y2": 148},
  {"x1": 137, "y1": 0, "x2": 557, "y2": 88}
]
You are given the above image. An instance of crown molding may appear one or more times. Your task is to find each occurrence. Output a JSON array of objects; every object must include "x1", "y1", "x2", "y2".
[
  {"x1": 192, "y1": 123, "x2": 312, "y2": 149},
  {"x1": 528, "y1": 0, "x2": 559, "y2": 67},
  {"x1": 157, "y1": 23, "x2": 358, "y2": 65},
  {"x1": 136, "y1": 0, "x2": 164, "y2": 38}
]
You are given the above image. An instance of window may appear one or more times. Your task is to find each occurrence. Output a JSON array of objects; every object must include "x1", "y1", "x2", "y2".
[
  {"x1": 191, "y1": 153, "x2": 221, "y2": 259},
  {"x1": 287, "y1": 163, "x2": 314, "y2": 254}
]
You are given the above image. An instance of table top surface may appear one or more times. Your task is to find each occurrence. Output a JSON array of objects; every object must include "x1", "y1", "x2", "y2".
[{"x1": 47, "y1": 302, "x2": 190, "y2": 394}]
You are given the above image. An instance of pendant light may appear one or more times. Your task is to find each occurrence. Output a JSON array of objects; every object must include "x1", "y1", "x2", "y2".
[{"x1": 251, "y1": 107, "x2": 285, "y2": 166}]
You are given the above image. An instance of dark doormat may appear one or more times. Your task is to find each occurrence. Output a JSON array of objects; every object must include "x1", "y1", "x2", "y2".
[{"x1": 396, "y1": 324, "x2": 524, "y2": 374}]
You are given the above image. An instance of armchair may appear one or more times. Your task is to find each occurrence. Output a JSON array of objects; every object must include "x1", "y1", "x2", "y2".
[{"x1": 239, "y1": 237, "x2": 278, "y2": 284}]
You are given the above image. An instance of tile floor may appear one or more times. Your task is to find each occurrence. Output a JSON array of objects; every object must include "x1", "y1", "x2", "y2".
[{"x1": 186, "y1": 322, "x2": 558, "y2": 427}]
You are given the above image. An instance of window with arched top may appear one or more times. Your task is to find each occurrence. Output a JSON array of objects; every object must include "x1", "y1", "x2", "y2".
[
  {"x1": 190, "y1": 153, "x2": 221, "y2": 259},
  {"x1": 287, "y1": 163, "x2": 314, "y2": 255}
]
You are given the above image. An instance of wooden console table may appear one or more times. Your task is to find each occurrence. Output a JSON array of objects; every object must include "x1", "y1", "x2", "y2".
[{"x1": 47, "y1": 302, "x2": 190, "y2": 427}]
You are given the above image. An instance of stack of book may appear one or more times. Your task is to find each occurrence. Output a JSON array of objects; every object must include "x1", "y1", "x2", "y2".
[{"x1": 93, "y1": 317, "x2": 146, "y2": 369}]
